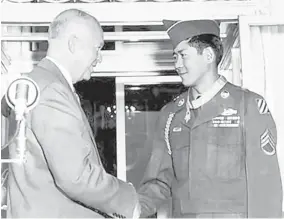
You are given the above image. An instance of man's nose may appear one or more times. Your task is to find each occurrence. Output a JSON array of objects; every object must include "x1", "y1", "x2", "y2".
[
  {"x1": 174, "y1": 56, "x2": 183, "y2": 70},
  {"x1": 96, "y1": 51, "x2": 102, "y2": 64}
]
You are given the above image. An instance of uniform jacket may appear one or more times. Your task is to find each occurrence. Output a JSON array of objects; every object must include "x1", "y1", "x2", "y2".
[
  {"x1": 138, "y1": 76, "x2": 282, "y2": 218},
  {"x1": 6, "y1": 58, "x2": 138, "y2": 218}
]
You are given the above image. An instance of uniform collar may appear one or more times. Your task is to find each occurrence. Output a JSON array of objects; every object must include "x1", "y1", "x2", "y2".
[
  {"x1": 188, "y1": 75, "x2": 227, "y2": 109},
  {"x1": 45, "y1": 56, "x2": 75, "y2": 92},
  {"x1": 168, "y1": 75, "x2": 229, "y2": 129}
]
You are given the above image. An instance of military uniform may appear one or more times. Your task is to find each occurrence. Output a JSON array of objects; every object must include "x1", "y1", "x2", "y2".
[
  {"x1": 139, "y1": 76, "x2": 282, "y2": 218},
  {"x1": 138, "y1": 20, "x2": 282, "y2": 218}
]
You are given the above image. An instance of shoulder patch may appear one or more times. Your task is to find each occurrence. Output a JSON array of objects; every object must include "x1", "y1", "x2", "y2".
[{"x1": 256, "y1": 98, "x2": 270, "y2": 114}]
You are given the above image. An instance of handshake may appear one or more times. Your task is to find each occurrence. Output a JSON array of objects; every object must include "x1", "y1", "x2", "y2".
[{"x1": 133, "y1": 201, "x2": 141, "y2": 219}]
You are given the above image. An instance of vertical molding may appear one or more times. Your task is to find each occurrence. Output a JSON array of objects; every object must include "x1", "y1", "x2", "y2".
[
  {"x1": 115, "y1": 80, "x2": 126, "y2": 181},
  {"x1": 231, "y1": 48, "x2": 242, "y2": 86}
]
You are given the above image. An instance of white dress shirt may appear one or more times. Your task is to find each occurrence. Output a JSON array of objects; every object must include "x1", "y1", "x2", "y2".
[
  {"x1": 45, "y1": 56, "x2": 75, "y2": 93},
  {"x1": 45, "y1": 56, "x2": 81, "y2": 103}
]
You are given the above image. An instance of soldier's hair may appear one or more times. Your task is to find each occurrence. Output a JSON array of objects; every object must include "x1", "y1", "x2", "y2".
[
  {"x1": 48, "y1": 9, "x2": 98, "y2": 39},
  {"x1": 187, "y1": 34, "x2": 223, "y2": 65}
]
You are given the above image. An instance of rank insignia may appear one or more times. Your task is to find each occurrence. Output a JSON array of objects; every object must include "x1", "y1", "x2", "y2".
[
  {"x1": 256, "y1": 98, "x2": 270, "y2": 114},
  {"x1": 260, "y1": 129, "x2": 276, "y2": 156}
]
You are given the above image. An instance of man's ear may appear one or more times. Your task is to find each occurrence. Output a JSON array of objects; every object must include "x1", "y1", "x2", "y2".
[
  {"x1": 68, "y1": 35, "x2": 77, "y2": 54},
  {"x1": 203, "y1": 47, "x2": 215, "y2": 64}
]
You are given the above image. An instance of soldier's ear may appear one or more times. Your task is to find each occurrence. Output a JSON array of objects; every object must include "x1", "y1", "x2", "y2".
[{"x1": 203, "y1": 47, "x2": 215, "y2": 64}]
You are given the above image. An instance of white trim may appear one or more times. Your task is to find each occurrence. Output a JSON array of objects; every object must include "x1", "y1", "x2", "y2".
[
  {"x1": 115, "y1": 81, "x2": 127, "y2": 181},
  {"x1": 116, "y1": 75, "x2": 181, "y2": 84},
  {"x1": 239, "y1": 16, "x2": 253, "y2": 90},
  {"x1": 1, "y1": 1, "x2": 264, "y2": 24},
  {"x1": 91, "y1": 72, "x2": 162, "y2": 77},
  {"x1": 92, "y1": 71, "x2": 229, "y2": 77},
  {"x1": 239, "y1": 15, "x2": 284, "y2": 26},
  {"x1": 1, "y1": 31, "x2": 228, "y2": 42},
  {"x1": 1, "y1": 31, "x2": 169, "y2": 42},
  {"x1": 1, "y1": 159, "x2": 23, "y2": 164},
  {"x1": 1, "y1": 21, "x2": 164, "y2": 26}
]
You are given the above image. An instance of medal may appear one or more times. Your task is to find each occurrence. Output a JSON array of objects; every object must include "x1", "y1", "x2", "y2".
[
  {"x1": 184, "y1": 110, "x2": 191, "y2": 123},
  {"x1": 184, "y1": 90, "x2": 191, "y2": 123}
]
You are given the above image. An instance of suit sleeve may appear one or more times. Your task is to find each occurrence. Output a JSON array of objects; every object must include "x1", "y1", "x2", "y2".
[
  {"x1": 31, "y1": 83, "x2": 138, "y2": 218},
  {"x1": 244, "y1": 92, "x2": 282, "y2": 217},
  {"x1": 138, "y1": 109, "x2": 174, "y2": 217}
]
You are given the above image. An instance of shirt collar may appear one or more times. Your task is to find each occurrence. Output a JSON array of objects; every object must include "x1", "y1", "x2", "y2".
[
  {"x1": 187, "y1": 75, "x2": 227, "y2": 109},
  {"x1": 46, "y1": 56, "x2": 75, "y2": 92}
]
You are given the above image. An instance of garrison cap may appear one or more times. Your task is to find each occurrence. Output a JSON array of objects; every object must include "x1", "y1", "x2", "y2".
[{"x1": 163, "y1": 19, "x2": 220, "y2": 49}]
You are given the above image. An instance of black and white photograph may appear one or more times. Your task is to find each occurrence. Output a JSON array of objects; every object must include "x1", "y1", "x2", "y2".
[{"x1": 1, "y1": 0, "x2": 284, "y2": 218}]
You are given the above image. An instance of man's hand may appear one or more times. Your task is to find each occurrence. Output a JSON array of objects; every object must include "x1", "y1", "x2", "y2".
[
  {"x1": 133, "y1": 201, "x2": 141, "y2": 219},
  {"x1": 1, "y1": 185, "x2": 7, "y2": 206}
]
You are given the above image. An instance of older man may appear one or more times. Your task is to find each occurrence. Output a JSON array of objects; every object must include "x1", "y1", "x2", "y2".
[{"x1": 5, "y1": 9, "x2": 140, "y2": 218}]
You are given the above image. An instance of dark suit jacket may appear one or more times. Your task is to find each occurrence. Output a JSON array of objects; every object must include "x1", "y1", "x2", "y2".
[{"x1": 6, "y1": 58, "x2": 138, "y2": 218}]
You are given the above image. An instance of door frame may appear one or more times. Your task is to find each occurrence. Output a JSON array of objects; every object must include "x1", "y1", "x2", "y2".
[
  {"x1": 239, "y1": 15, "x2": 284, "y2": 94},
  {"x1": 239, "y1": 15, "x2": 284, "y2": 211},
  {"x1": 115, "y1": 76, "x2": 181, "y2": 181}
]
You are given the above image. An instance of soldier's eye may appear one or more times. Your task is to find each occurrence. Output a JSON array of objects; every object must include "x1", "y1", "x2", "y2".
[{"x1": 181, "y1": 53, "x2": 188, "y2": 58}]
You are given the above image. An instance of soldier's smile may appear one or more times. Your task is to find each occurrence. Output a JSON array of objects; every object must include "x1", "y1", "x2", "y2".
[
  {"x1": 179, "y1": 72, "x2": 188, "y2": 78},
  {"x1": 177, "y1": 70, "x2": 188, "y2": 76}
]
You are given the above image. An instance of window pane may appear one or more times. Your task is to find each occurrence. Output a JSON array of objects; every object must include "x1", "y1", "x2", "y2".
[{"x1": 125, "y1": 83, "x2": 186, "y2": 188}]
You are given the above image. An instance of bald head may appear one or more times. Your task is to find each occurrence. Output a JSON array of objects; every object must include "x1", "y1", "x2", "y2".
[
  {"x1": 48, "y1": 9, "x2": 101, "y2": 40},
  {"x1": 47, "y1": 9, "x2": 104, "y2": 83}
]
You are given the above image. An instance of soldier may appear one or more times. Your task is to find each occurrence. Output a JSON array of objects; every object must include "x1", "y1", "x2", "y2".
[{"x1": 138, "y1": 19, "x2": 282, "y2": 218}]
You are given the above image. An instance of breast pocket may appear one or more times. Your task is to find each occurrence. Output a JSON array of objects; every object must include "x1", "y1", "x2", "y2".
[
  {"x1": 170, "y1": 131, "x2": 190, "y2": 180},
  {"x1": 206, "y1": 126, "x2": 244, "y2": 180}
]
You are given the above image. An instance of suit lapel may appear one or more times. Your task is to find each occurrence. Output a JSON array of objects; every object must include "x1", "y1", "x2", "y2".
[
  {"x1": 38, "y1": 58, "x2": 71, "y2": 92},
  {"x1": 80, "y1": 108, "x2": 97, "y2": 145},
  {"x1": 38, "y1": 59, "x2": 98, "y2": 148},
  {"x1": 72, "y1": 94, "x2": 99, "y2": 151}
]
